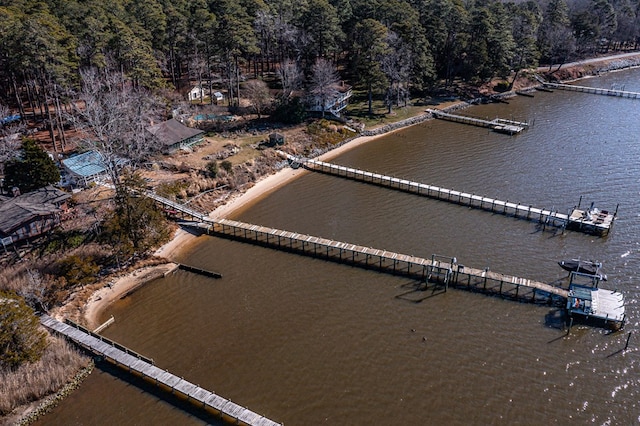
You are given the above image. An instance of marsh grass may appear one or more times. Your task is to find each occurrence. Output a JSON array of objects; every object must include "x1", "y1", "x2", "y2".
[{"x1": 0, "y1": 335, "x2": 89, "y2": 416}]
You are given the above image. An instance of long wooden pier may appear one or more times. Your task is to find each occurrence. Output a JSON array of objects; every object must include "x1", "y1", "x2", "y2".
[
  {"x1": 149, "y1": 193, "x2": 568, "y2": 304},
  {"x1": 426, "y1": 108, "x2": 528, "y2": 134},
  {"x1": 40, "y1": 315, "x2": 281, "y2": 426},
  {"x1": 281, "y1": 154, "x2": 616, "y2": 236},
  {"x1": 542, "y1": 82, "x2": 640, "y2": 99}
]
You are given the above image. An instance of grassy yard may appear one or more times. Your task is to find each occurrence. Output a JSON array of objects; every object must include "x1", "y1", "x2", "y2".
[{"x1": 345, "y1": 90, "x2": 429, "y2": 128}]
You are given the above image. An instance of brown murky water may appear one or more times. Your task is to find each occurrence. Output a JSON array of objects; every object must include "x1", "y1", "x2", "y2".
[{"x1": 40, "y1": 69, "x2": 640, "y2": 425}]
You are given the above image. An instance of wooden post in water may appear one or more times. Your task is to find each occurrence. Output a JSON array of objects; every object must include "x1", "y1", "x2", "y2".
[
  {"x1": 625, "y1": 332, "x2": 632, "y2": 350},
  {"x1": 567, "y1": 317, "x2": 574, "y2": 335}
]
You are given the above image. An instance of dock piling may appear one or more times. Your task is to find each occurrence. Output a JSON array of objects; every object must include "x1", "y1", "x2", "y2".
[{"x1": 625, "y1": 332, "x2": 632, "y2": 350}]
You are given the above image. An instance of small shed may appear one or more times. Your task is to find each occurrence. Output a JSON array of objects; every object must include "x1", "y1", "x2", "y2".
[
  {"x1": 269, "y1": 133, "x2": 285, "y2": 146},
  {"x1": 213, "y1": 91, "x2": 224, "y2": 104},
  {"x1": 147, "y1": 119, "x2": 205, "y2": 153}
]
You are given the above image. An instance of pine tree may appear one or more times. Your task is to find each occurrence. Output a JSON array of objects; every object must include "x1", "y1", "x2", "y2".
[
  {"x1": 3, "y1": 139, "x2": 60, "y2": 194},
  {"x1": 0, "y1": 291, "x2": 48, "y2": 369}
]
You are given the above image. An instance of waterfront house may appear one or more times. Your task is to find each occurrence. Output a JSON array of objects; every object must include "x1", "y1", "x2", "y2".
[
  {"x1": 307, "y1": 83, "x2": 353, "y2": 117},
  {"x1": 147, "y1": 118, "x2": 205, "y2": 153},
  {"x1": 61, "y1": 150, "x2": 121, "y2": 187},
  {"x1": 0, "y1": 185, "x2": 70, "y2": 247}
]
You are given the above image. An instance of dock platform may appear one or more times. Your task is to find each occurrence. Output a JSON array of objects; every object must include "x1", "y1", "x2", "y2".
[
  {"x1": 426, "y1": 108, "x2": 528, "y2": 134},
  {"x1": 40, "y1": 315, "x2": 281, "y2": 426},
  {"x1": 281, "y1": 154, "x2": 616, "y2": 236}
]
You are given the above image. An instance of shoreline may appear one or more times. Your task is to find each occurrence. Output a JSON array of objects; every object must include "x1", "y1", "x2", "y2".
[
  {"x1": 77, "y1": 52, "x2": 640, "y2": 330},
  {"x1": 77, "y1": 54, "x2": 640, "y2": 328},
  {"x1": 79, "y1": 126, "x2": 411, "y2": 328},
  {"x1": 80, "y1": 229, "x2": 194, "y2": 329}
]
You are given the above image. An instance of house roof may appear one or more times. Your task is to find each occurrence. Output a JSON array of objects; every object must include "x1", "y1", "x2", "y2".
[
  {"x1": 0, "y1": 185, "x2": 70, "y2": 235},
  {"x1": 147, "y1": 119, "x2": 204, "y2": 148},
  {"x1": 62, "y1": 150, "x2": 108, "y2": 177}
]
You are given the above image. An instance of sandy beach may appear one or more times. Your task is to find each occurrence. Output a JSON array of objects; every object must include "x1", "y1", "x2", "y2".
[
  {"x1": 80, "y1": 130, "x2": 398, "y2": 328},
  {"x1": 82, "y1": 229, "x2": 193, "y2": 328}
]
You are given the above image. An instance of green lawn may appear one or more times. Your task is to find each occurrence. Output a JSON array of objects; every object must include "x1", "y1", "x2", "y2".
[{"x1": 345, "y1": 91, "x2": 429, "y2": 128}]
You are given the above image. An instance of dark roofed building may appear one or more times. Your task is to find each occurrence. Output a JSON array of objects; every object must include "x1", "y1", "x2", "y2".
[
  {"x1": 147, "y1": 119, "x2": 204, "y2": 152},
  {"x1": 0, "y1": 185, "x2": 71, "y2": 247}
]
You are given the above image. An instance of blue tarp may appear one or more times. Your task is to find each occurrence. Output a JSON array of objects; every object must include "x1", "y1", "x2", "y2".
[{"x1": 1, "y1": 115, "x2": 21, "y2": 125}]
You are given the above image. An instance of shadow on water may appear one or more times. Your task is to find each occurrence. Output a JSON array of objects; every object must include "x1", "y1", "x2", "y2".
[
  {"x1": 545, "y1": 308, "x2": 567, "y2": 332},
  {"x1": 395, "y1": 280, "x2": 446, "y2": 303},
  {"x1": 94, "y1": 358, "x2": 226, "y2": 426}
]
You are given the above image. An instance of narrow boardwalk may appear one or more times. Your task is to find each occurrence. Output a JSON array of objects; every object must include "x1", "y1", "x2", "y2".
[
  {"x1": 542, "y1": 82, "x2": 640, "y2": 99},
  {"x1": 281, "y1": 154, "x2": 615, "y2": 236},
  {"x1": 426, "y1": 108, "x2": 528, "y2": 134},
  {"x1": 40, "y1": 315, "x2": 281, "y2": 426},
  {"x1": 148, "y1": 193, "x2": 568, "y2": 303}
]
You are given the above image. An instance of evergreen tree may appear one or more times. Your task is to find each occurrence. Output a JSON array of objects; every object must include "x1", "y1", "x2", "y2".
[
  {"x1": 351, "y1": 19, "x2": 389, "y2": 114},
  {"x1": 0, "y1": 291, "x2": 48, "y2": 370},
  {"x1": 102, "y1": 171, "x2": 172, "y2": 260},
  {"x1": 3, "y1": 139, "x2": 60, "y2": 194}
]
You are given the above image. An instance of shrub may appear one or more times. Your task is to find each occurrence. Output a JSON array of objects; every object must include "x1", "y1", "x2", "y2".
[
  {"x1": 270, "y1": 97, "x2": 307, "y2": 124},
  {"x1": 205, "y1": 160, "x2": 218, "y2": 178},
  {"x1": 156, "y1": 180, "x2": 189, "y2": 200},
  {"x1": 57, "y1": 255, "x2": 100, "y2": 288},
  {"x1": 220, "y1": 160, "x2": 233, "y2": 174},
  {"x1": 0, "y1": 291, "x2": 48, "y2": 369}
]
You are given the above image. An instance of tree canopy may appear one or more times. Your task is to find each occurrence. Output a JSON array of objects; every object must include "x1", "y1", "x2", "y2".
[
  {"x1": 0, "y1": 0, "x2": 638, "y2": 127},
  {"x1": 3, "y1": 139, "x2": 60, "y2": 193}
]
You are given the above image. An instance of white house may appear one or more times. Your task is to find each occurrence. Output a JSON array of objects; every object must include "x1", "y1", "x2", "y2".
[
  {"x1": 307, "y1": 83, "x2": 353, "y2": 117},
  {"x1": 188, "y1": 86, "x2": 209, "y2": 102}
]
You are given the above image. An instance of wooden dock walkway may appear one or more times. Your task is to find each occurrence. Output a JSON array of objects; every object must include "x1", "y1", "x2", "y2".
[
  {"x1": 281, "y1": 153, "x2": 615, "y2": 236},
  {"x1": 40, "y1": 315, "x2": 281, "y2": 426},
  {"x1": 542, "y1": 82, "x2": 640, "y2": 99},
  {"x1": 148, "y1": 192, "x2": 568, "y2": 304},
  {"x1": 195, "y1": 218, "x2": 568, "y2": 302},
  {"x1": 426, "y1": 108, "x2": 528, "y2": 134}
]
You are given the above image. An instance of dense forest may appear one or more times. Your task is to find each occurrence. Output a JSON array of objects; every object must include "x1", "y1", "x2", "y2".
[{"x1": 0, "y1": 0, "x2": 638, "y2": 132}]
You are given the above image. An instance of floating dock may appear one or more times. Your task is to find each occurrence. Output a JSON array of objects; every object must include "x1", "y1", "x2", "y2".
[
  {"x1": 426, "y1": 108, "x2": 528, "y2": 134},
  {"x1": 40, "y1": 315, "x2": 282, "y2": 426},
  {"x1": 280, "y1": 154, "x2": 617, "y2": 236},
  {"x1": 542, "y1": 82, "x2": 640, "y2": 99}
]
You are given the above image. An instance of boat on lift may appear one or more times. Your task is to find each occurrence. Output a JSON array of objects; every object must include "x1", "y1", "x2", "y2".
[{"x1": 558, "y1": 259, "x2": 607, "y2": 281}]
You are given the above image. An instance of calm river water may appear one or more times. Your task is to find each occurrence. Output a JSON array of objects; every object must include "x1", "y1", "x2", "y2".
[{"x1": 41, "y1": 69, "x2": 640, "y2": 425}]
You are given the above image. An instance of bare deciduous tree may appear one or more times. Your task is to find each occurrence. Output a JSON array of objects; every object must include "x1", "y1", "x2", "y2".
[
  {"x1": 381, "y1": 31, "x2": 412, "y2": 113},
  {"x1": 277, "y1": 61, "x2": 303, "y2": 100},
  {"x1": 0, "y1": 103, "x2": 24, "y2": 179},
  {"x1": 243, "y1": 79, "x2": 272, "y2": 119},
  {"x1": 308, "y1": 58, "x2": 340, "y2": 118},
  {"x1": 68, "y1": 68, "x2": 163, "y2": 187}
]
